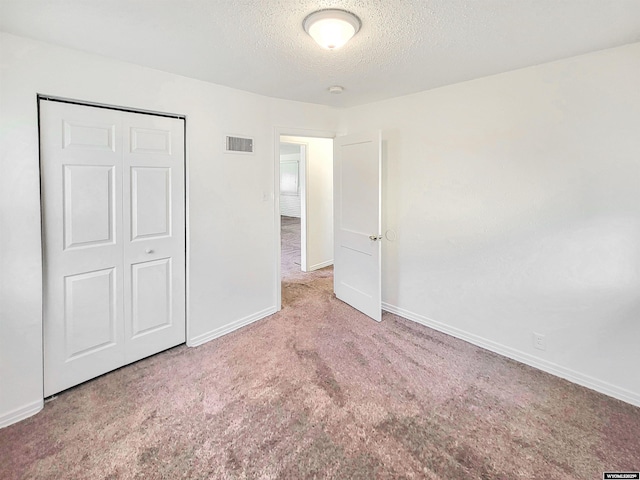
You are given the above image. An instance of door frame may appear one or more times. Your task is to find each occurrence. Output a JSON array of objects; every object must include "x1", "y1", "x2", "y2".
[
  {"x1": 37, "y1": 95, "x2": 190, "y2": 393},
  {"x1": 273, "y1": 127, "x2": 337, "y2": 311}
]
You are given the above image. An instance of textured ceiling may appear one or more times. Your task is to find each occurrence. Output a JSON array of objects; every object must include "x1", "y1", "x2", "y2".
[{"x1": 1, "y1": 0, "x2": 640, "y2": 107}]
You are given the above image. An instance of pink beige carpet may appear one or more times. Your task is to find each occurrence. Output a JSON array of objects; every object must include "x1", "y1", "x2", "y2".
[
  {"x1": 1, "y1": 217, "x2": 638, "y2": 479},
  {"x1": 280, "y1": 215, "x2": 305, "y2": 280}
]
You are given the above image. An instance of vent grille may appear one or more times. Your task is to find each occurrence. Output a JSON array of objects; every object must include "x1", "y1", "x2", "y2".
[{"x1": 225, "y1": 135, "x2": 254, "y2": 154}]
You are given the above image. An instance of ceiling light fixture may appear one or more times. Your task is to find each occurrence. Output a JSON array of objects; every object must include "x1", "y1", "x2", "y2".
[{"x1": 303, "y1": 9, "x2": 361, "y2": 50}]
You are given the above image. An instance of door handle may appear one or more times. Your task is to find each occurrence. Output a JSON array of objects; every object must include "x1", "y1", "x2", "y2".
[
  {"x1": 369, "y1": 235, "x2": 382, "y2": 241},
  {"x1": 145, "y1": 248, "x2": 154, "y2": 254}
]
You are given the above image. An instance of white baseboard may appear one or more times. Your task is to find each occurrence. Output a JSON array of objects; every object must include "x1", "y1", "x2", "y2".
[
  {"x1": 382, "y1": 302, "x2": 640, "y2": 408},
  {"x1": 187, "y1": 306, "x2": 277, "y2": 347},
  {"x1": 307, "y1": 259, "x2": 333, "y2": 271},
  {"x1": 0, "y1": 400, "x2": 43, "y2": 429}
]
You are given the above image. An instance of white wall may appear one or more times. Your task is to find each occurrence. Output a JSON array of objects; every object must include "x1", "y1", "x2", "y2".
[
  {"x1": 279, "y1": 151, "x2": 302, "y2": 218},
  {"x1": 341, "y1": 42, "x2": 640, "y2": 406},
  {"x1": 0, "y1": 32, "x2": 338, "y2": 427},
  {"x1": 281, "y1": 136, "x2": 333, "y2": 271}
]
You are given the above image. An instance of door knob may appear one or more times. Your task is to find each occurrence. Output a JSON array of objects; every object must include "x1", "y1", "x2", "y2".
[
  {"x1": 145, "y1": 248, "x2": 154, "y2": 254},
  {"x1": 369, "y1": 235, "x2": 382, "y2": 241}
]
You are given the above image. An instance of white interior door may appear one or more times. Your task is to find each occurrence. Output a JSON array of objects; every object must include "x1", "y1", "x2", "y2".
[
  {"x1": 41, "y1": 102, "x2": 125, "y2": 396},
  {"x1": 122, "y1": 111, "x2": 185, "y2": 364},
  {"x1": 41, "y1": 100, "x2": 185, "y2": 396},
  {"x1": 333, "y1": 131, "x2": 382, "y2": 321}
]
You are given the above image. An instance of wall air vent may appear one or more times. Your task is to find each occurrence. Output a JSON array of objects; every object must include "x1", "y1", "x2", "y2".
[{"x1": 225, "y1": 135, "x2": 254, "y2": 154}]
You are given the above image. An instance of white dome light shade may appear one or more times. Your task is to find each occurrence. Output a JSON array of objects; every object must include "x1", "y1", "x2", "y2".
[{"x1": 303, "y1": 9, "x2": 361, "y2": 50}]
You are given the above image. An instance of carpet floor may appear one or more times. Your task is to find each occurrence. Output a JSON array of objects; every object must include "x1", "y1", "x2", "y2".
[
  {"x1": 280, "y1": 215, "x2": 304, "y2": 280},
  {"x1": 1, "y1": 217, "x2": 638, "y2": 479}
]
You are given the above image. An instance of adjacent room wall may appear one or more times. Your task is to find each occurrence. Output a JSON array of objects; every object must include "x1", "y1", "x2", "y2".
[
  {"x1": 0, "y1": 32, "x2": 338, "y2": 426},
  {"x1": 279, "y1": 149, "x2": 302, "y2": 218},
  {"x1": 341, "y1": 42, "x2": 640, "y2": 406},
  {"x1": 281, "y1": 135, "x2": 334, "y2": 271}
]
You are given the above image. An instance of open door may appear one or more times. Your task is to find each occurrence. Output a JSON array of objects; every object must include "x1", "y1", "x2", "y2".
[{"x1": 333, "y1": 131, "x2": 382, "y2": 321}]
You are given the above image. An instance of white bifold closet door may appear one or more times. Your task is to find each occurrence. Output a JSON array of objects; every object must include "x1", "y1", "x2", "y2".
[{"x1": 40, "y1": 100, "x2": 185, "y2": 397}]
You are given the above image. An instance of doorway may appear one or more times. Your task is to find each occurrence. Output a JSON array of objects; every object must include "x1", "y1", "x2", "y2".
[
  {"x1": 280, "y1": 142, "x2": 306, "y2": 276},
  {"x1": 276, "y1": 134, "x2": 334, "y2": 303}
]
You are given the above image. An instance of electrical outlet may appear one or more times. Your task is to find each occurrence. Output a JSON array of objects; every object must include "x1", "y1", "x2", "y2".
[{"x1": 533, "y1": 332, "x2": 546, "y2": 351}]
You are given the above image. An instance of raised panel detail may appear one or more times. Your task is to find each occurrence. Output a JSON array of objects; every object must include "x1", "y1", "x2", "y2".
[
  {"x1": 131, "y1": 258, "x2": 172, "y2": 338},
  {"x1": 65, "y1": 268, "x2": 116, "y2": 360},
  {"x1": 64, "y1": 165, "x2": 115, "y2": 249},
  {"x1": 131, "y1": 167, "x2": 171, "y2": 240},
  {"x1": 63, "y1": 120, "x2": 115, "y2": 151},
  {"x1": 130, "y1": 127, "x2": 171, "y2": 154}
]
